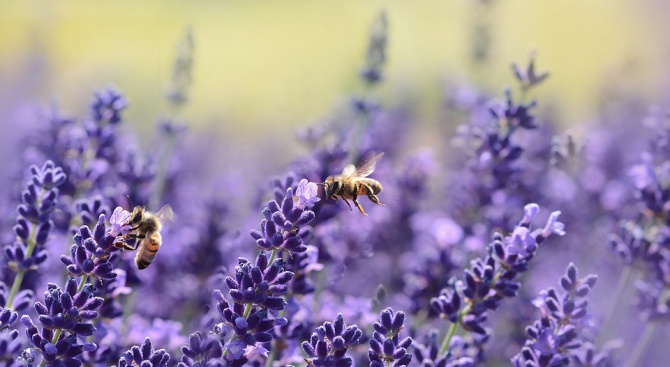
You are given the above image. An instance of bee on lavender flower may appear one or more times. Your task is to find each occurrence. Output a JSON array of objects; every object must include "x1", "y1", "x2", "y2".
[
  {"x1": 323, "y1": 152, "x2": 385, "y2": 216},
  {"x1": 114, "y1": 205, "x2": 174, "y2": 269}
]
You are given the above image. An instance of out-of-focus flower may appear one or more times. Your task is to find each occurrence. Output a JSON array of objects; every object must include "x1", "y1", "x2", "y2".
[
  {"x1": 511, "y1": 52, "x2": 550, "y2": 92},
  {"x1": 90, "y1": 87, "x2": 127, "y2": 125},
  {"x1": 74, "y1": 195, "x2": 109, "y2": 228},
  {"x1": 359, "y1": 11, "x2": 388, "y2": 86}
]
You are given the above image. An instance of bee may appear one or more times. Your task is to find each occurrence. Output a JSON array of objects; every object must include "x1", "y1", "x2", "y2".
[
  {"x1": 114, "y1": 204, "x2": 174, "y2": 270},
  {"x1": 323, "y1": 152, "x2": 385, "y2": 216}
]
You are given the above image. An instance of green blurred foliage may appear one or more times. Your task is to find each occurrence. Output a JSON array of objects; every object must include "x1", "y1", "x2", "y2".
[{"x1": 0, "y1": 0, "x2": 666, "y2": 138}]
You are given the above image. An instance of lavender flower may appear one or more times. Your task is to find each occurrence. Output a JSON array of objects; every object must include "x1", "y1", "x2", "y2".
[
  {"x1": 212, "y1": 252, "x2": 292, "y2": 364},
  {"x1": 224, "y1": 253, "x2": 293, "y2": 311},
  {"x1": 301, "y1": 313, "x2": 362, "y2": 367},
  {"x1": 90, "y1": 87, "x2": 127, "y2": 125},
  {"x1": 368, "y1": 308, "x2": 413, "y2": 367},
  {"x1": 511, "y1": 263, "x2": 599, "y2": 367},
  {"x1": 31, "y1": 278, "x2": 103, "y2": 336},
  {"x1": 250, "y1": 186, "x2": 316, "y2": 254},
  {"x1": 430, "y1": 204, "x2": 564, "y2": 358},
  {"x1": 178, "y1": 331, "x2": 224, "y2": 367},
  {"x1": 4, "y1": 161, "x2": 66, "y2": 311},
  {"x1": 116, "y1": 338, "x2": 170, "y2": 367},
  {"x1": 60, "y1": 214, "x2": 121, "y2": 281},
  {"x1": 21, "y1": 278, "x2": 101, "y2": 366}
]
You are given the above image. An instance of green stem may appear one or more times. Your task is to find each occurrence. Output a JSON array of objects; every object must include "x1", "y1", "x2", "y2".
[
  {"x1": 77, "y1": 274, "x2": 90, "y2": 293},
  {"x1": 267, "y1": 249, "x2": 279, "y2": 267},
  {"x1": 438, "y1": 320, "x2": 460, "y2": 356},
  {"x1": 624, "y1": 323, "x2": 657, "y2": 367},
  {"x1": 597, "y1": 265, "x2": 633, "y2": 347},
  {"x1": 7, "y1": 189, "x2": 46, "y2": 310}
]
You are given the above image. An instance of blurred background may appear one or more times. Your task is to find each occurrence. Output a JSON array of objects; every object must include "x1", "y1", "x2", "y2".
[{"x1": 1, "y1": 0, "x2": 669, "y2": 142}]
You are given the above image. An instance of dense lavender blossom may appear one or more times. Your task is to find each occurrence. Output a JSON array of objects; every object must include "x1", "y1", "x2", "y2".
[
  {"x1": 210, "y1": 250, "x2": 294, "y2": 364},
  {"x1": 60, "y1": 213, "x2": 123, "y2": 281},
  {"x1": 301, "y1": 313, "x2": 362, "y2": 367},
  {"x1": 368, "y1": 308, "x2": 413, "y2": 367},
  {"x1": 4, "y1": 160, "x2": 66, "y2": 313},
  {"x1": 511, "y1": 263, "x2": 600, "y2": 367},
  {"x1": 21, "y1": 278, "x2": 100, "y2": 366},
  {"x1": 250, "y1": 186, "x2": 316, "y2": 254},
  {"x1": 116, "y1": 338, "x2": 170, "y2": 367},
  {"x1": 428, "y1": 204, "x2": 564, "y2": 363}
]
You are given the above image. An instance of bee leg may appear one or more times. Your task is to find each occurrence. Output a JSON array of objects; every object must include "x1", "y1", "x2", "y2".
[
  {"x1": 361, "y1": 184, "x2": 385, "y2": 207},
  {"x1": 368, "y1": 194, "x2": 385, "y2": 207},
  {"x1": 352, "y1": 194, "x2": 368, "y2": 216},
  {"x1": 114, "y1": 241, "x2": 139, "y2": 251},
  {"x1": 341, "y1": 198, "x2": 354, "y2": 211}
]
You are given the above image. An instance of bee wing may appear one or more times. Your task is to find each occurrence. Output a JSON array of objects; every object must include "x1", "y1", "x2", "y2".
[
  {"x1": 341, "y1": 164, "x2": 356, "y2": 178},
  {"x1": 155, "y1": 204, "x2": 175, "y2": 225},
  {"x1": 353, "y1": 152, "x2": 384, "y2": 178}
]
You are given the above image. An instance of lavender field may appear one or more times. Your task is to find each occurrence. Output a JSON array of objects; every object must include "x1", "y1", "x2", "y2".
[{"x1": 1, "y1": 3, "x2": 670, "y2": 367}]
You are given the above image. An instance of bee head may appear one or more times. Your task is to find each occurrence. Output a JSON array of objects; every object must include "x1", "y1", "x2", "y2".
[
  {"x1": 129, "y1": 206, "x2": 145, "y2": 225},
  {"x1": 322, "y1": 176, "x2": 339, "y2": 198}
]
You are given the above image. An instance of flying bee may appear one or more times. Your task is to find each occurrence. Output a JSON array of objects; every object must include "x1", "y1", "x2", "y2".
[
  {"x1": 114, "y1": 204, "x2": 174, "y2": 270},
  {"x1": 323, "y1": 152, "x2": 385, "y2": 216}
]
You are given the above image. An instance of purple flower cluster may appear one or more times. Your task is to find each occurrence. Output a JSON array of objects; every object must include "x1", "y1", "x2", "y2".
[
  {"x1": 250, "y1": 184, "x2": 317, "y2": 254},
  {"x1": 430, "y1": 204, "x2": 564, "y2": 341},
  {"x1": 368, "y1": 308, "x2": 413, "y2": 367},
  {"x1": 301, "y1": 313, "x2": 362, "y2": 367},
  {"x1": 511, "y1": 263, "x2": 601, "y2": 367},
  {"x1": 6, "y1": 161, "x2": 65, "y2": 273}
]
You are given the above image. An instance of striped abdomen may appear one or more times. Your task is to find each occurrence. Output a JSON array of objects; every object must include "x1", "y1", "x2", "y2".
[
  {"x1": 357, "y1": 178, "x2": 383, "y2": 195},
  {"x1": 135, "y1": 231, "x2": 162, "y2": 270}
]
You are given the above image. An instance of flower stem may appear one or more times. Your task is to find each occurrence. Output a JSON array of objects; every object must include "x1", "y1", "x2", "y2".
[
  {"x1": 439, "y1": 321, "x2": 460, "y2": 356},
  {"x1": 77, "y1": 274, "x2": 90, "y2": 293},
  {"x1": 624, "y1": 323, "x2": 657, "y2": 367},
  {"x1": 267, "y1": 249, "x2": 279, "y2": 266},
  {"x1": 597, "y1": 264, "x2": 633, "y2": 347}
]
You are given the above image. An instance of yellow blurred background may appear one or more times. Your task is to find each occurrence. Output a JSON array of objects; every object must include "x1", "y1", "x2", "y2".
[{"x1": 0, "y1": 0, "x2": 668, "y2": 138}]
